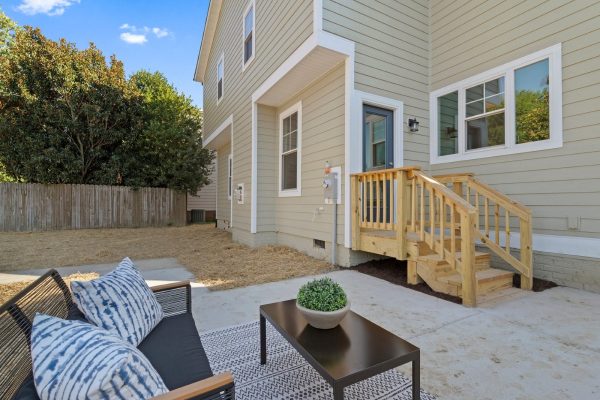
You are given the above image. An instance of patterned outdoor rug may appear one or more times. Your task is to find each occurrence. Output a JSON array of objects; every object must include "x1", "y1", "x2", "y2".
[{"x1": 200, "y1": 321, "x2": 437, "y2": 400}]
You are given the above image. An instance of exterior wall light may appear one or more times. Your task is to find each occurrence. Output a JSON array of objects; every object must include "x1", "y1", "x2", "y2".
[{"x1": 408, "y1": 117, "x2": 419, "y2": 133}]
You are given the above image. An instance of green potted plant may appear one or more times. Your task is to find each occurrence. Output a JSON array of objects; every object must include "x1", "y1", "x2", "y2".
[{"x1": 296, "y1": 277, "x2": 349, "y2": 329}]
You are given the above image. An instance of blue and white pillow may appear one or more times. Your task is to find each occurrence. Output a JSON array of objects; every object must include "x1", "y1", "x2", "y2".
[
  {"x1": 71, "y1": 257, "x2": 164, "y2": 346},
  {"x1": 31, "y1": 314, "x2": 168, "y2": 400}
]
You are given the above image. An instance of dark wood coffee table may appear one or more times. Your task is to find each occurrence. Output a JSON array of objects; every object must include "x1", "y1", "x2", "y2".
[{"x1": 260, "y1": 299, "x2": 420, "y2": 399}]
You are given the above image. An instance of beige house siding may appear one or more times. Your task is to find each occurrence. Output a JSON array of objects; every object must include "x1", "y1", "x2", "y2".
[
  {"x1": 187, "y1": 161, "x2": 217, "y2": 211},
  {"x1": 216, "y1": 142, "x2": 231, "y2": 228},
  {"x1": 202, "y1": 0, "x2": 313, "y2": 234},
  {"x1": 429, "y1": 0, "x2": 600, "y2": 238},
  {"x1": 256, "y1": 104, "x2": 277, "y2": 233},
  {"x1": 322, "y1": 0, "x2": 430, "y2": 167},
  {"x1": 274, "y1": 64, "x2": 346, "y2": 246}
]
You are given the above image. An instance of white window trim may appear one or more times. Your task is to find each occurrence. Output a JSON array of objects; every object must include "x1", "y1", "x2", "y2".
[
  {"x1": 217, "y1": 53, "x2": 224, "y2": 104},
  {"x1": 241, "y1": 0, "x2": 256, "y2": 71},
  {"x1": 278, "y1": 101, "x2": 302, "y2": 197},
  {"x1": 429, "y1": 43, "x2": 562, "y2": 165},
  {"x1": 227, "y1": 153, "x2": 232, "y2": 200}
]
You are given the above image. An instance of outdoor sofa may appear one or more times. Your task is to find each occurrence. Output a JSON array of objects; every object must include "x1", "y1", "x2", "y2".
[{"x1": 0, "y1": 269, "x2": 235, "y2": 400}]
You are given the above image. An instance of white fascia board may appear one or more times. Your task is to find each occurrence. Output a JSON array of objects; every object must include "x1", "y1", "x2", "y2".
[
  {"x1": 194, "y1": 0, "x2": 223, "y2": 83},
  {"x1": 204, "y1": 114, "x2": 233, "y2": 148}
]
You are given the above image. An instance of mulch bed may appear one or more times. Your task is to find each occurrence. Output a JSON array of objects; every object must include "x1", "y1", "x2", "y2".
[
  {"x1": 351, "y1": 258, "x2": 559, "y2": 305},
  {"x1": 350, "y1": 258, "x2": 462, "y2": 304},
  {"x1": 513, "y1": 274, "x2": 558, "y2": 292}
]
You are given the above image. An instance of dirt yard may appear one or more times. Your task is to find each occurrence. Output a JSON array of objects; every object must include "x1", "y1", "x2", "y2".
[
  {"x1": 0, "y1": 224, "x2": 334, "y2": 290},
  {"x1": 0, "y1": 272, "x2": 99, "y2": 306}
]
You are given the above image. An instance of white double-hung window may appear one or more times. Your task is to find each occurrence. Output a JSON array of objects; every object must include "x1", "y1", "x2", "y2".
[
  {"x1": 242, "y1": 1, "x2": 255, "y2": 68},
  {"x1": 430, "y1": 44, "x2": 562, "y2": 164},
  {"x1": 217, "y1": 53, "x2": 224, "y2": 103},
  {"x1": 279, "y1": 102, "x2": 301, "y2": 197}
]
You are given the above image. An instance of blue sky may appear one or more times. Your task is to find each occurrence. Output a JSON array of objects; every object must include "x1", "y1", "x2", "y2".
[{"x1": 1, "y1": 0, "x2": 209, "y2": 107}]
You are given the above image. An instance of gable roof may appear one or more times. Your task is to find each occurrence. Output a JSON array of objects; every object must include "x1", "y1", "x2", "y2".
[{"x1": 194, "y1": 0, "x2": 223, "y2": 83}]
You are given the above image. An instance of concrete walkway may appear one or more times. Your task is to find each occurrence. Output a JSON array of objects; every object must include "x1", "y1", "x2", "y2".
[{"x1": 3, "y1": 260, "x2": 599, "y2": 400}]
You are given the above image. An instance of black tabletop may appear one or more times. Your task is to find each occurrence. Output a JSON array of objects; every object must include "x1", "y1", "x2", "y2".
[{"x1": 260, "y1": 299, "x2": 419, "y2": 385}]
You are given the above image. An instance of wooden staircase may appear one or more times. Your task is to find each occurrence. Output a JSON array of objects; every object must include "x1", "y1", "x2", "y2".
[
  {"x1": 351, "y1": 167, "x2": 533, "y2": 307},
  {"x1": 415, "y1": 249, "x2": 513, "y2": 299}
]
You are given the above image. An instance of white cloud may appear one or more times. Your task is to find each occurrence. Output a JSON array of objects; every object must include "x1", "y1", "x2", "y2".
[
  {"x1": 152, "y1": 27, "x2": 169, "y2": 38},
  {"x1": 17, "y1": 0, "x2": 80, "y2": 16},
  {"x1": 119, "y1": 32, "x2": 147, "y2": 45},
  {"x1": 119, "y1": 23, "x2": 171, "y2": 45}
]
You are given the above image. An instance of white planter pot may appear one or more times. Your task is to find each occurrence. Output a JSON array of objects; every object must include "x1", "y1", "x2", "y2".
[{"x1": 296, "y1": 301, "x2": 350, "y2": 329}]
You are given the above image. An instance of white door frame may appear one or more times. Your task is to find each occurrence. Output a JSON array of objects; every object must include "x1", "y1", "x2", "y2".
[
  {"x1": 353, "y1": 90, "x2": 404, "y2": 170},
  {"x1": 347, "y1": 90, "x2": 404, "y2": 248}
]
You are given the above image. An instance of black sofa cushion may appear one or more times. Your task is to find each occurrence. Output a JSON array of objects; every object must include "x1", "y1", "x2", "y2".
[
  {"x1": 138, "y1": 313, "x2": 214, "y2": 391},
  {"x1": 11, "y1": 375, "x2": 38, "y2": 400}
]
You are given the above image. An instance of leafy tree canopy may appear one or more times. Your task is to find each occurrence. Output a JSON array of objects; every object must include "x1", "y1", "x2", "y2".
[
  {"x1": 0, "y1": 8, "x2": 18, "y2": 56},
  {"x1": 124, "y1": 71, "x2": 212, "y2": 193},
  {"x1": 516, "y1": 90, "x2": 549, "y2": 144},
  {"x1": 0, "y1": 24, "x2": 212, "y2": 193}
]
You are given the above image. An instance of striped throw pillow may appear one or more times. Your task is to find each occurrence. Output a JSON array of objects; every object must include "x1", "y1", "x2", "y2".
[
  {"x1": 31, "y1": 314, "x2": 168, "y2": 400},
  {"x1": 71, "y1": 257, "x2": 164, "y2": 346}
]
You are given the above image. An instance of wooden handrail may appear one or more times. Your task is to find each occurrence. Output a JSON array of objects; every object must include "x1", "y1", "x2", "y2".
[
  {"x1": 412, "y1": 171, "x2": 475, "y2": 214},
  {"x1": 466, "y1": 177, "x2": 531, "y2": 219},
  {"x1": 435, "y1": 174, "x2": 530, "y2": 218},
  {"x1": 435, "y1": 173, "x2": 533, "y2": 289},
  {"x1": 432, "y1": 172, "x2": 473, "y2": 182},
  {"x1": 350, "y1": 166, "x2": 421, "y2": 177}
]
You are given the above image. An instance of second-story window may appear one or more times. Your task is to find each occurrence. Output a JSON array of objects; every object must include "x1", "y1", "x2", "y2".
[
  {"x1": 243, "y1": 1, "x2": 255, "y2": 67},
  {"x1": 217, "y1": 54, "x2": 224, "y2": 102}
]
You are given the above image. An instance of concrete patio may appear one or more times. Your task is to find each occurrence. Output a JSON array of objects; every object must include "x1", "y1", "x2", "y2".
[{"x1": 3, "y1": 259, "x2": 599, "y2": 400}]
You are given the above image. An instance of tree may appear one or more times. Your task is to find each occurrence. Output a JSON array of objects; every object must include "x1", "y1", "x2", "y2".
[
  {"x1": 0, "y1": 27, "x2": 138, "y2": 184},
  {"x1": 516, "y1": 90, "x2": 549, "y2": 144},
  {"x1": 0, "y1": 162, "x2": 15, "y2": 182},
  {"x1": 0, "y1": 8, "x2": 18, "y2": 56},
  {"x1": 121, "y1": 71, "x2": 213, "y2": 193},
  {"x1": 0, "y1": 26, "x2": 212, "y2": 193}
]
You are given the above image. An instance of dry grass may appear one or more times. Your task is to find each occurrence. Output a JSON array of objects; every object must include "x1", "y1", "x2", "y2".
[
  {"x1": 0, "y1": 225, "x2": 334, "y2": 290},
  {"x1": 0, "y1": 272, "x2": 99, "y2": 306}
]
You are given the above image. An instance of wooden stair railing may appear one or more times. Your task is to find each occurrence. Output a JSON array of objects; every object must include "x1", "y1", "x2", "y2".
[
  {"x1": 434, "y1": 173, "x2": 533, "y2": 290},
  {"x1": 351, "y1": 167, "x2": 480, "y2": 306},
  {"x1": 407, "y1": 169, "x2": 479, "y2": 306}
]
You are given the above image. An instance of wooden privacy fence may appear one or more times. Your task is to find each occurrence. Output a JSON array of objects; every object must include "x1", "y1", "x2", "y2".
[{"x1": 0, "y1": 183, "x2": 187, "y2": 232}]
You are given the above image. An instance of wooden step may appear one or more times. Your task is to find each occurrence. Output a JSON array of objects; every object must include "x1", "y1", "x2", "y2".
[
  {"x1": 440, "y1": 268, "x2": 513, "y2": 285},
  {"x1": 438, "y1": 268, "x2": 514, "y2": 297},
  {"x1": 416, "y1": 251, "x2": 490, "y2": 270},
  {"x1": 416, "y1": 262, "x2": 461, "y2": 297}
]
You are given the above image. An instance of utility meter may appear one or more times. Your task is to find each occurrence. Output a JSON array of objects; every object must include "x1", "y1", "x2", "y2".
[
  {"x1": 235, "y1": 183, "x2": 244, "y2": 205},
  {"x1": 323, "y1": 172, "x2": 337, "y2": 204},
  {"x1": 323, "y1": 162, "x2": 338, "y2": 205}
]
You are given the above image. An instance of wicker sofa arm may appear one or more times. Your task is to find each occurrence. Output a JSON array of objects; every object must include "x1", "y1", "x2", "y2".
[
  {"x1": 150, "y1": 372, "x2": 235, "y2": 400},
  {"x1": 151, "y1": 281, "x2": 192, "y2": 316}
]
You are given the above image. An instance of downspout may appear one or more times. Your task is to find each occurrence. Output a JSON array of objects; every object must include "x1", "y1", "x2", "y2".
[{"x1": 332, "y1": 199, "x2": 337, "y2": 266}]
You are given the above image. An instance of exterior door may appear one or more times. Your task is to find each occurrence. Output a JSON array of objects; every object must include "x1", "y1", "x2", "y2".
[
  {"x1": 363, "y1": 105, "x2": 394, "y2": 171},
  {"x1": 363, "y1": 105, "x2": 394, "y2": 224}
]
